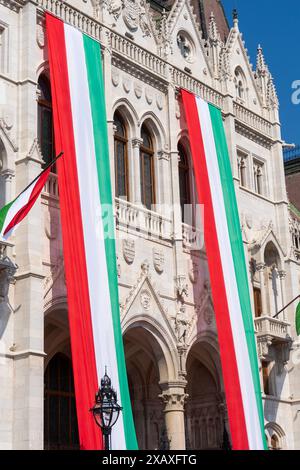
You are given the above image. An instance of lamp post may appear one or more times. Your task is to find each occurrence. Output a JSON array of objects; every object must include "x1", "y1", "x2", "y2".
[{"x1": 90, "y1": 368, "x2": 122, "y2": 450}]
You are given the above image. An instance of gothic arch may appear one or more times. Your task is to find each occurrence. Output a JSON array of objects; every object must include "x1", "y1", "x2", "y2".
[
  {"x1": 113, "y1": 98, "x2": 139, "y2": 137},
  {"x1": 264, "y1": 240, "x2": 283, "y2": 270},
  {"x1": 123, "y1": 316, "x2": 178, "y2": 382},
  {"x1": 187, "y1": 331, "x2": 223, "y2": 392},
  {"x1": 139, "y1": 112, "x2": 166, "y2": 151},
  {"x1": 265, "y1": 422, "x2": 286, "y2": 450}
]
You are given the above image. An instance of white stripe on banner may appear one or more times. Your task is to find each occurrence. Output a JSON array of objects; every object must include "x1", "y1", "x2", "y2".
[
  {"x1": 64, "y1": 24, "x2": 126, "y2": 449},
  {"x1": 196, "y1": 97, "x2": 263, "y2": 450}
]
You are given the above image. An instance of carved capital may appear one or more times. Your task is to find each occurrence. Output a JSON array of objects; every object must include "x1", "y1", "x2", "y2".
[
  {"x1": 132, "y1": 138, "x2": 143, "y2": 149},
  {"x1": 159, "y1": 384, "x2": 188, "y2": 412},
  {"x1": 256, "y1": 262, "x2": 266, "y2": 272},
  {"x1": 157, "y1": 150, "x2": 170, "y2": 162}
]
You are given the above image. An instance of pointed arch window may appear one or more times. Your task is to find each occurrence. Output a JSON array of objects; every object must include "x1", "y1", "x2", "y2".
[
  {"x1": 178, "y1": 142, "x2": 191, "y2": 223},
  {"x1": 38, "y1": 74, "x2": 55, "y2": 170},
  {"x1": 44, "y1": 353, "x2": 79, "y2": 450},
  {"x1": 234, "y1": 67, "x2": 246, "y2": 101},
  {"x1": 114, "y1": 112, "x2": 129, "y2": 200},
  {"x1": 140, "y1": 124, "x2": 155, "y2": 210}
]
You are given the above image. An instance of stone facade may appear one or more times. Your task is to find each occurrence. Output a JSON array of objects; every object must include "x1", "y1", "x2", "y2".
[{"x1": 0, "y1": 0, "x2": 300, "y2": 450}]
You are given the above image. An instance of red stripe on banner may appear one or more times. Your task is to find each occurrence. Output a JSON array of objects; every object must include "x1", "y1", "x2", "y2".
[
  {"x1": 3, "y1": 168, "x2": 51, "y2": 236},
  {"x1": 46, "y1": 13, "x2": 101, "y2": 450},
  {"x1": 181, "y1": 90, "x2": 249, "y2": 450}
]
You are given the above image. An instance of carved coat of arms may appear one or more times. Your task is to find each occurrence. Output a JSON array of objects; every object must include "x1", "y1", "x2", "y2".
[
  {"x1": 153, "y1": 248, "x2": 164, "y2": 274},
  {"x1": 123, "y1": 0, "x2": 140, "y2": 31},
  {"x1": 123, "y1": 238, "x2": 135, "y2": 264}
]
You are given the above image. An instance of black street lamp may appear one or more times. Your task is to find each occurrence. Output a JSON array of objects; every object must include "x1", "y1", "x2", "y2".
[{"x1": 90, "y1": 368, "x2": 122, "y2": 450}]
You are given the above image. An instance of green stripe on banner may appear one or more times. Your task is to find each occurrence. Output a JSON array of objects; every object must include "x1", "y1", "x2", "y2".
[
  {"x1": 208, "y1": 104, "x2": 267, "y2": 450},
  {"x1": 83, "y1": 34, "x2": 138, "y2": 450},
  {"x1": 0, "y1": 200, "x2": 14, "y2": 233}
]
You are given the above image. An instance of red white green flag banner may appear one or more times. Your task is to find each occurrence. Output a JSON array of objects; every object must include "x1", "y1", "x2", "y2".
[
  {"x1": 181, "y1": 90, "x2": 267, "y2": 450},
  {"x1": 46, "y1": 13, "x2": 137, "y2": 450},
  {"x1": 0, "y1": 168, "x2": 50, "y2": 240}
]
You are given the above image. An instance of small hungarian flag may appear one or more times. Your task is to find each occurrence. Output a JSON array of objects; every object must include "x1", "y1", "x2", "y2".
[
  {"x1": 0, "y1": 165, "x2": 52, "y2": 240},
  {"x1": 296, "y1": 302, "x2": 300, "y2": 336}
]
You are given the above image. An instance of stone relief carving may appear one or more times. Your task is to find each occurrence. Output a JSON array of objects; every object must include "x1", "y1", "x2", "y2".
[
  {"x1": 140, "y1": 289, "x2": 151, "y2": 310},
  {"x1": 134, "y1": 83, "x2": 142, "y2": 99},
  {"x1": 112, "y1": 71, "x2": 120, "y2": 87},
  {"x1": 36, "y1": 23, "x2": 45, "y2": 49},
  {"x1": 107, "y1": 0, "x2": 122, "y2": 20},
  {"x1": 123, "y1": 0, "x2": 139, "y2": 31},
  {"x1": 0, "y1": 256, "x2": 17, "y2": 301},
  {"x1": 175, "y1": 275, "x2": 188, "y2": 300},
  {"x1": 122, "y1": 238, "x2": 135, "y2": 264},
  {"x1": 188, "y1": 259, "x2": 198, "y2": 284},
  {"x1": 174, "y1": 303, "x2": 191, "y2": 346},
  {"x1": 153, "y1": 247, "x2": 164, "y2": 274},
  {"x1": 122, "y1": 0, "x2": 152, "y2": 36}
]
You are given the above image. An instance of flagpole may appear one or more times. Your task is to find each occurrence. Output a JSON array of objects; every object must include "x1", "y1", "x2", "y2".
[
  {"x1": 273, "y1": 294, "x2": 300, "y2": 319},
  {"x1": 15, "y1": 151, "x2": 63, "y2": 200}
]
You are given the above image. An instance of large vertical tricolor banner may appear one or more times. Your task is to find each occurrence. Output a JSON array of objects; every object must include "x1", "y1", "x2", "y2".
[
  {"x1": 46, "y1": 13, "x2": 137, "y2": 450},
  {"x1": 181, "y1": 90, "x2": 267, "y2": 450}
]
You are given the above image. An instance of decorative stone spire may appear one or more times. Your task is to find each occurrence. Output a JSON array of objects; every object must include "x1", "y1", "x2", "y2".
[
  {"x1": 267, "y1": 74, "x2": 279, "y2": 109},
  {"x1": 219, "y1": 46, "x2": 230, "y2": 82},
  {"x1": 256, "y1": 44, "x2": 268, "y2": 76},
  {"x1": 233, "y1": 8, "x2": 239, "y2": 29},
  {"x1": 208, "y1": 11, "x2": 220, "y2": 43},
  {"x1": 158, "y1": 8, "x2": 172, "y2": 59}
]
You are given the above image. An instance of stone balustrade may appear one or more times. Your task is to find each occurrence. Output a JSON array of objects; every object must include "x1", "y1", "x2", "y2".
[
  {"x1": 43, "y1": 172, "x2": 59, "y2": 199},
  {"x1": 115, "y1": 197, "x2": 173, "y2": 242},
  {"x1": 182, "y1": 223, "x2": 204, "y2": 251},
  {"x1": 254, "y1": 315, "x2": 291, "y2": 341},
  {"x1": 233, "y1": 101, "x2": 273, "y2": 138}
]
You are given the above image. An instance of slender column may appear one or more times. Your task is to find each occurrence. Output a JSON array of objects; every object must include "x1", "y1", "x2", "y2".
[
  {"x1": 132, "y1": 138, "x2": 142, "y2": 205},
  {"x1": 160, "y1": 382, "x2": 187, "y2": 450},
  {"x1": 256, "y1": 262, "x2": 268, "y2": 316},
  {"x1": 278, "y1": 270, "x2": 287, "y2": 320}
]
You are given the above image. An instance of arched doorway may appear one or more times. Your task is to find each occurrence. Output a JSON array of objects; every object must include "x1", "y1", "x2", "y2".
[
  {"x1": 44, "y1": 353, "x2": 79, "y2": 449},
  {"x1": 124, "y1": 326, "x2": 170, "y2": 450},
  {"x1": 185, "y1": 340, "x2": 225, "y2": 449}
]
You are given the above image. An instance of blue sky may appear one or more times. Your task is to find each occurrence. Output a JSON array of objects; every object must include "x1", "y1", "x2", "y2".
[{"x1": 222, "y1": 0, "x2": 300, "y2": 145}]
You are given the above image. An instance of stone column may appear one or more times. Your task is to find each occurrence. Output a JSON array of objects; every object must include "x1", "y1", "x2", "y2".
[
  {"x1": 12, "y1": 1, "x2": 45, "y2": 450},
  {"x1": 1, "y1": 169, "x2": 15, "y2": 204},
  {"x1": 132, "y1": 138, "x2": 142, "y2": 205},
  {"x1": 256, "y1": 262, "x2": 268, "y2": 316},
  {"x1": 160, "y1": 382, "x2": 187, "y2": 450},
  {"x1": 278, "y1": 270, "x2": 287, "y2": 320}
]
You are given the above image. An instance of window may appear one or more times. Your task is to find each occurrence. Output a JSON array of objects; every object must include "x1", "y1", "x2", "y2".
[
  {"x1": 178, "y1": 142, "x2": 191, "y2": 223},
  {"x1": 253, "y1": 287, "x2": 262, "y2": 317},
  {"x1": 237, "y1": 151, "x2": 247, "y2": 187},
  {"x1": 234, "y1": 68, "x2": 246, "y2": 101},
  {"x1": 140, "y1": 124, "x2": 155, "y2": 210},
  {"x1": 261, "y1": 361, "x2": 270, "y2": 396},
  {"x1": 38, "y1": 74, "x2": 55, "y2": 170},
  {"x1": 253, "y1": 159, "x2": 264, "y2": 195},
  {"x1": 114, "y1": 112, "x2": 128, "y2": 199},
  {"x1": 44, "y1": 353, "x2": 79, "y2": 450}
]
